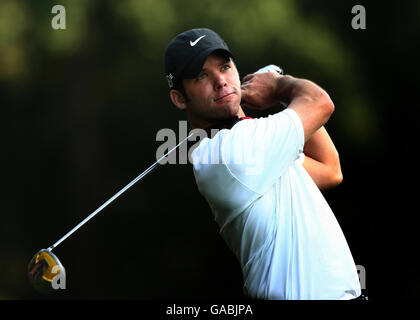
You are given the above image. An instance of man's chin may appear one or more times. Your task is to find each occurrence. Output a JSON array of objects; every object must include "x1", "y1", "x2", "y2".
[
  {"x1": 214, "y1": 105, "x2": 240, "y2": 120},
  {"x1": 215, "y1": 99, "x2": 240, "y2": 116},
  {"x1": 227, "y1": 103, "x2": 241, "y2": 117}
]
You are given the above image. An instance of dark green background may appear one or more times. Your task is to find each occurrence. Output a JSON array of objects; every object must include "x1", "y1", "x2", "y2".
[{"x1": 0, "y1": 0, "x2": 417, "y2": 299}]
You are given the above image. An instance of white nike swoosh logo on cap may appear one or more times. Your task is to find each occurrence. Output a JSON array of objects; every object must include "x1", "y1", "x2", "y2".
[{"x1": 190, "y1": 35, "x2": 206, "y2": 46}]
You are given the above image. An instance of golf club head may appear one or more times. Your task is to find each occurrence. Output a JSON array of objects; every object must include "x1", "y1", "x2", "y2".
[{"x1": 27, "y1": 249, "x2": 66, "y2": 294}]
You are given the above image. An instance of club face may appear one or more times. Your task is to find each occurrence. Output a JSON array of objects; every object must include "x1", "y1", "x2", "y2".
[{"x1": 27, "y1": 249, "x2": 66, "y2": 294}]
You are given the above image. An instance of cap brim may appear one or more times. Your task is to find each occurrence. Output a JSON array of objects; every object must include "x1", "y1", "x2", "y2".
[{"x1": 182, "y1": 47, "x2": 234, "y2": 79}]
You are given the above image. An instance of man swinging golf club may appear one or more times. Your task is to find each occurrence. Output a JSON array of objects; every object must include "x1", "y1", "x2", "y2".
[{"x1": 164, "y1": 28, "x2": 362, "y2": 300}]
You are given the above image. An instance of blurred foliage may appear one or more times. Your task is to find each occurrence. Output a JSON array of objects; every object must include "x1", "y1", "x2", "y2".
[
  {"x1": 0, "y1": 0, "x2": 377, "y2": 148},
  {"x1": 0, "y1": 0, "x2": 415, "y2": 299}
]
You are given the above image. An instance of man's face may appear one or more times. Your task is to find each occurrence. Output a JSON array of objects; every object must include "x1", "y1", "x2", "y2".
[{"x1": 182, "y1": 52, "x2": 242, "y2": 125}]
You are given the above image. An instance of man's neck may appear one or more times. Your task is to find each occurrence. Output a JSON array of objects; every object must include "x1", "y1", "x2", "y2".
[{"x1": 189, "y1": 107, "x2": 246, "y2": 129}]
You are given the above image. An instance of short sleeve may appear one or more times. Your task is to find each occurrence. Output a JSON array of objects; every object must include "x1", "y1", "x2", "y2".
[{"x1": 221, "y1": 108, "x2": 304, "y2": 194}]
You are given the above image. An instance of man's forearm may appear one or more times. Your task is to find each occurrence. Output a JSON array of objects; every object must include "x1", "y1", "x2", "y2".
[
  {"x1": 274, "y1": 76, "x2": 329, "y2": 106},
  {"x1": 275, "y1": 75, "x2": 334, "y2": 142},
  {"x1": 275, "y1": 77, "x2": 342, "y2": 188},
  {"x1": 302, "y1": 126, "x2": 343, "y2": 189},
  {"x1": 303, "y1": 127, "x2": 338, "y2": 163}
]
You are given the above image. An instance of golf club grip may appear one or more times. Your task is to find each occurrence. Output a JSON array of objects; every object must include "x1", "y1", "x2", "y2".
[{"x1": 254, "y1": 64, "x2": 284, "y2": 75}]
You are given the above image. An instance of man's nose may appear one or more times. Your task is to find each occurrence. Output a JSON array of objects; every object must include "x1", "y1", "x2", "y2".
[{"x1": 214, "y1": 73, "x2": 227, "y2": 90}]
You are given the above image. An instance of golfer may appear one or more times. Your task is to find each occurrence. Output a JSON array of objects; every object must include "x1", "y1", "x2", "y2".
[{"x1": 164, "y1": 28, "x2": 362, "y2": 300}]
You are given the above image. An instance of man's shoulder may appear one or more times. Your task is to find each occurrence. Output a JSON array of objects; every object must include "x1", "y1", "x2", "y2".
[{"x1": 189, "y1": 129, "x2": 229, "y2": 167}]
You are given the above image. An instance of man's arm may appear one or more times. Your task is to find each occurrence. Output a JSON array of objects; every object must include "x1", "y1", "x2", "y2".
[
  {"x1": 241, "y1": 72, "x2": 341, "y2": 189},
  {"x1": 241, "y1": 72, "x2": 334, "y2": 142},
  {"x1": 302, "y1": 126, "x2": 343, "y2": 190}
]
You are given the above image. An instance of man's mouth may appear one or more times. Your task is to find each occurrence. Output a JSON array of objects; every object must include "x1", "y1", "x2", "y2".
[{"x1": 214, "y1": 92, "x2": 235, "y2": 102}]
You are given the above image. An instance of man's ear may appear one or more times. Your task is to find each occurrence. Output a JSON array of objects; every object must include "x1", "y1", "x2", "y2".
[{"x1": 169, "y1": 89, "x2": 187, "y2": 110}]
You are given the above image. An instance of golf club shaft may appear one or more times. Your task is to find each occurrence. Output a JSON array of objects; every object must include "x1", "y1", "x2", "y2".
[{"x1": 48, "y1": 132, "x2": 194, "y2": 251}]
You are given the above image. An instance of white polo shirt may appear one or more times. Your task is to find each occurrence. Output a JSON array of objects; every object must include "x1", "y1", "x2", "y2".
[{"x1": 191, "y1": 108, "x2": 361, "y2": 300}]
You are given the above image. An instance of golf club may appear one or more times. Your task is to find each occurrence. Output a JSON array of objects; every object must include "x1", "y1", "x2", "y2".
[{"x1": 27, "y1": 132, "x2": 194, "y2": 293}]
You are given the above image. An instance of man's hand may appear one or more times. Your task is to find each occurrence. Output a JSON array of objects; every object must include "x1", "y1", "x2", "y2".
[{"x1": 240, "y1": 72, "x2": 283, "y2": 109}]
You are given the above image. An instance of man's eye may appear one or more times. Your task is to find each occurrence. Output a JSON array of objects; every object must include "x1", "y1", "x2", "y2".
[
  {"x1": 221, "y1": 64, "x2": 230, "y2": 71},
  {"x1": 197, "y1": 73, "x2": 207, "y2": 80}
]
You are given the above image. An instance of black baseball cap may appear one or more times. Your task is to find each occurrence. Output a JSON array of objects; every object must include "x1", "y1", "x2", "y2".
[{"x1": 164, "y1": 28, "x2": 234, "y2": 89}]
